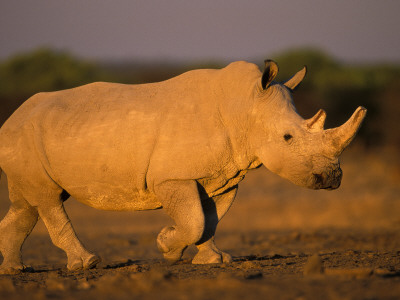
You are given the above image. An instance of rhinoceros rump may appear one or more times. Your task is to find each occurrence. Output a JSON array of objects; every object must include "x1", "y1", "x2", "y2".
[{"x1": 0, "y1": 60, "x2": 366, "y2": 274}]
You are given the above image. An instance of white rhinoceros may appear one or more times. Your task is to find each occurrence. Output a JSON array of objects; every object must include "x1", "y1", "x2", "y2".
[{"x1": 0, "y1": 60, "x2": 366, "y2": 274}]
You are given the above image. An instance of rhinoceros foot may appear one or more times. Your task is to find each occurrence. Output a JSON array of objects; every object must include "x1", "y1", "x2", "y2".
[
  {"x1": 161, "y1": 248, "x2": 187, "y2": 264},
  {"x1": 192, "y1": 242, "x2": 232, "y2": 264},
  {"x1": 0, "y1": 264, "x2": 24, "y2": 275},
  {"x1": 157, "y1": 226, "x2": 187, "y2": 263},
  {"x1": 67, "y1": 253, "x2": 101, "y2": 271}
]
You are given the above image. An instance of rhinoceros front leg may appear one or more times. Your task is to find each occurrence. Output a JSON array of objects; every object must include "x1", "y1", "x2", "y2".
[
  {"x1": 155, "y1": 180, "x2": 205, "y2": 263},
  {"x1": 192, "y1": 186, "x2": 237, "y2": 264}
]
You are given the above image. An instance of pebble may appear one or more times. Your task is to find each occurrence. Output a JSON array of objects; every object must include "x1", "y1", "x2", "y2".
[
  {"x1": 76, "y1": 278, "x2": 91, "y2": 290},
  {"x1": 241, "y1": 261, "x2": 259, "y2": 270},
  {"x1": 303, "y1": 254, "x2": 324, "y2": 275},
  {"x1": 45, "y1": 277, "x2": 66, "y2": 291},
  {"x1": 374, "y1": 268, "x2": 392, "y2": 276},
  {"x1": 244, "y1": 271, "x2": 263, "y2": 280}
]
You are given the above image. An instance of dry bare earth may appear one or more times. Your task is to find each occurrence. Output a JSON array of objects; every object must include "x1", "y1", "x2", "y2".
[{"x1": 0, "y1": 149, "x2": 400, "y2": 300}]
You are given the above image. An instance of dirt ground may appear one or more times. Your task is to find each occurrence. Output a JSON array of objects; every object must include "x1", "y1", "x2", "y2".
[{"x1": 0, "y1": 148, "x2": 399, "y2": 300}]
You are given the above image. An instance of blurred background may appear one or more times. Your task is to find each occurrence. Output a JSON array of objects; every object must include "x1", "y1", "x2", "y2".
[{"x1": 0, "y1": 1, "x2": 399, "y2": 231}]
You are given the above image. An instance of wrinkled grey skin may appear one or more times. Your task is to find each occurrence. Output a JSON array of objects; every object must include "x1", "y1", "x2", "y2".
[{"x1": 0, "y1": 60, "x2": 366, "y2": 274}]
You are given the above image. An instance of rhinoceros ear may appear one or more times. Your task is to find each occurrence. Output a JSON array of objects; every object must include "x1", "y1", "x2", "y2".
[
  {"x1": 283, "y1": 66, "x2": 307, "y2": 91},
  {"x1": 261, "y1": 60, "x2": 279, "y2": 90}
]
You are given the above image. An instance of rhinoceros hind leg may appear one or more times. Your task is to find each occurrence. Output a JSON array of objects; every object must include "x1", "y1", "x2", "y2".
[
  {"x1": 67, "y1": 253, "x2": 101, "y2": 271},
  {"x1": 34, "y1": 190, "x2": 100, "y2": 271},
  {"x1": 0, "y1": 186, "x2": 38, "y2": 274},
  {"x1": 155, "y1": 180, "x2": 205, "y2": 263}
]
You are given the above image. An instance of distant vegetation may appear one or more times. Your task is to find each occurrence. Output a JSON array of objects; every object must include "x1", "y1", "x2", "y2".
[{"x1": 1, "y1": 48, "x2": 399, "y2": 150}]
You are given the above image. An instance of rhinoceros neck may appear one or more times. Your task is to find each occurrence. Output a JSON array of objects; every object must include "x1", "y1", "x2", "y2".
[{"x1": 216, "y1": 62, "x2": 263, "y2": 171}]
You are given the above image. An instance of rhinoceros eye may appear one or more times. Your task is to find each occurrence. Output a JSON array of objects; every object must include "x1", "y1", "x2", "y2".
[{"x1": 283, "y1": 134, "x2": 293, "y2": 142}]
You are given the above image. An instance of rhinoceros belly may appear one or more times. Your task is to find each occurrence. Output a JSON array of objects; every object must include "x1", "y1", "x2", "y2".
[{"x1": 67, "y1": 184, "x2": 162, "y2": 211}]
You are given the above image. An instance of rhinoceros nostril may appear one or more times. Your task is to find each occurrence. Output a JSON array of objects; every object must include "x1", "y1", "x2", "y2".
[{"x1": 313, "y1": 173, "x2": 324, "y2": 186}]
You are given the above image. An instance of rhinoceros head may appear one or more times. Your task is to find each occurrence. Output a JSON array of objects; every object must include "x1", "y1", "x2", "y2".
[{"x1": 250, "y1": 60, "x2": 367, "y2": 190}]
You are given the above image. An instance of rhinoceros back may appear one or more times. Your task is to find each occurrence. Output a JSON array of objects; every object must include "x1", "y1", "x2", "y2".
[{"x1": 0, "y1": 82, "x2": 171, "y2": 210}]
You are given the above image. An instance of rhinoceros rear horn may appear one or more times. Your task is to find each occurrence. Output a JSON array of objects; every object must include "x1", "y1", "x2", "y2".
[
  {"x1": 327, "y1": 106, "x2": 367, "y2": 155},
  {"x1": 283, "y1": 66, "x2": 307, "y2": 91},
  {"x1": 261, "y1": 60, "x2": 279, "y2": 90},
  {"x1": 306, "y1": 109, "x2": 326, "y2": 131}
]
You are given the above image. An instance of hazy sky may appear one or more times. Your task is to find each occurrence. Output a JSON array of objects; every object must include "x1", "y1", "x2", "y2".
[{"x1": 0, "y1": 1, "x2": 399, "y2": 63}]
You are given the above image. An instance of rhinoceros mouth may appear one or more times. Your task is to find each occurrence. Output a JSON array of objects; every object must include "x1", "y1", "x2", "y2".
[
  {"x1": 312, "y1": 167, "x2": 342, "y2": 190},
  {"x1": 321, "y1": 183, "x2": 341, "y2": 190}
]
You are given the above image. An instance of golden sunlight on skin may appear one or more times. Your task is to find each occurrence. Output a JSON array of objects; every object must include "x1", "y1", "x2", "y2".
[{"x1": 0, "y1": 61, "x2": 365, "y2": 274}]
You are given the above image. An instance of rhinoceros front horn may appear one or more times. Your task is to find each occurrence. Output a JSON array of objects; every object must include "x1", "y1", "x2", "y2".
[{"x1": 327, "y1": 106, "x2": 367, "y2": 155}]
